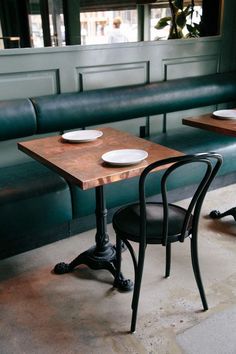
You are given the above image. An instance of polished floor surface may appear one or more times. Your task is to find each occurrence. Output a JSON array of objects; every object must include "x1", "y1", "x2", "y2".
[{"x1": 1, "y1": 184, "x2": 236, "y2": 354}]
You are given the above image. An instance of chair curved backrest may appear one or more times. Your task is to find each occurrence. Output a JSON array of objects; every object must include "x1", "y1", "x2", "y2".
[{"x1": 139, "y1": 152, "x2": 223, "y2": 247}]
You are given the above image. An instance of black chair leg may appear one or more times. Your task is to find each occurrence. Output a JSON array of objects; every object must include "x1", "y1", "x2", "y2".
[
  {"x1": 165, "y1": 243, "x2": 171, "y2": 278},
  {"x1": 190, "y1": 236, "x2": 208, "y2": 311},
  {"x1": 114, "y1": 236, "x2": 122, "y2": 285},
  {"x1": 130, "y1": 246, "x2": 145, "y2": 333}
]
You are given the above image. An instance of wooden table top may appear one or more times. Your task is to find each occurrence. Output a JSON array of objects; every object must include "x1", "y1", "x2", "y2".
[
  {"x1": 182, "y1": 111, "x2": 236, "y2": 137},
  {"x1": 18, "y1": 127, "x2": 183, "y2": 190}
]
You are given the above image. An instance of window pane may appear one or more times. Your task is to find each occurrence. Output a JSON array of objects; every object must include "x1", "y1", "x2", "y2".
[
  {"x1": 150, "y1": 2, "x2": 203, "y2": 40},
  {"x1": 150, "y1": 7, "x2": 171, "y2": 40},
  {"x1": 48, "y1": 0, "x2": 65, "y2": 46},
  {"x1": 80, "y1": 9, "x2": 137, "y2": 45},
  {"x1": 0, "y1": 21, "x2": 4, "y2": 49},
  {"x1": 29, "y1": 14, "x2": 44, "y2": 47}
]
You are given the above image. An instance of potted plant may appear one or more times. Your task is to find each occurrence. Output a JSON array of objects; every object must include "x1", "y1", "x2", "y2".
[{"x1": 155, "y1": 0, "x2": 201, "y2": 39}]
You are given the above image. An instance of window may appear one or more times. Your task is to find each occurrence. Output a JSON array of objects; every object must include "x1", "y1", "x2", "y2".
[
  {"x1": 0, "y1": 20, "x2": 4, "y2": 49},
  {"x1": 29, "y1": 0, "x2": 65, "y2": 48},
  {"x1": 0, "y1": 0, "x2": 221, "y2": 49},
  {"x1": 80, "y1": 9, "x2": 138, "y2": 45}
]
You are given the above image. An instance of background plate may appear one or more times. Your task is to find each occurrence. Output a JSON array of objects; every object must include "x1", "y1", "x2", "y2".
[
  {"x1": 62, "y1": 130, "x2": 103, "y2": 142},
  {"x1": 213, "y1": 109, "x2": 236, "y2": 119}
]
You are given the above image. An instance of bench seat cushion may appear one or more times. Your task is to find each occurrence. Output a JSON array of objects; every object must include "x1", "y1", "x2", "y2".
[
  {"x1": 151, "y1": 126, "x2": 236, "y2": 176},
  {"x1": 0, "y1": 161, "x2": 72, "y2": 240}
]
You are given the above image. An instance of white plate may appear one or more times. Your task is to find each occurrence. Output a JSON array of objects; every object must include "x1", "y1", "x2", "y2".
[
  {"x1": 102, "y1": 149, "x2": 148, "y2": 166},
  {"x1": 62, "y1": 130, "x2": 103, "y2": 142},
  {"x1": 213, "y1": 110, "x2": 236, "y2": 120}
]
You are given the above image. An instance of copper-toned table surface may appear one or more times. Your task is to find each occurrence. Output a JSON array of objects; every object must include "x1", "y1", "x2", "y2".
[
  {"x1": 183, "y1": 112, "x2": 236, "y2": 137},
  {"x1": 183, "y1": 111, "x2": 236, "y2": 221},
  {"x1": 18, "y1": 127, "x2": 183, "y2": 190},
  {"x1": 18, "y1": 127, "x2": 183, "y2": 290}
]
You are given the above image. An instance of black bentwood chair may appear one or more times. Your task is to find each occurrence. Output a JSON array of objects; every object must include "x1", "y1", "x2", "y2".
[{"x1": 112, "y1": 153, "x2": 222, "y2": 333}]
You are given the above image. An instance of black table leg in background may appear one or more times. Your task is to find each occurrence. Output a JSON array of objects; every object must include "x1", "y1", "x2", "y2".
[
  {"x1": 54, "y1": 185, "x2": 133, "y2": 291},
  {"x1": 210, "y1": 207, "x2": 236, "y2": 221}
]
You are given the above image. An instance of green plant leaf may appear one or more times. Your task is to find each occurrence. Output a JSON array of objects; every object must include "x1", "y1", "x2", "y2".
[
  {"x1": 193, "y1": 22, "x2": 201, "y2": 31},
  {"x1": 186, "y1": 24, "x2": 196, "y2": 33},
  {"x1": 155, "y1": 17, "x2": 171, "y2": 30},
  {"x1": 176, "y1": 12, "x2": 186, "y2": 29},
  {"x1": 184, "y1": 4, "x2": 192, "y2": 16},
  {"x1": 168, "y1": 28, "x2": 184, "y2": 39},
  {"x1": 186, "y1": 24, "x2": 200, "y2": 37}
]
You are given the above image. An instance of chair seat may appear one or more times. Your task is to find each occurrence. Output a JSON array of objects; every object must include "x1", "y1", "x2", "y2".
[{"x1": 113, "y1": 202, "x2": 192, "y2": 244}]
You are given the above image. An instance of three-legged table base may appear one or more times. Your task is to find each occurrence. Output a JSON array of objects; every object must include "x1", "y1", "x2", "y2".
[
  {"x1": 53, "y1": 186, "x2": 133, "y2": 292},
  {"x1": 210, "y1": 207, "x2": 236, "y2": 221},
  {"x1": 54, "y1": 243, "x2": 133, "y2": 291}
]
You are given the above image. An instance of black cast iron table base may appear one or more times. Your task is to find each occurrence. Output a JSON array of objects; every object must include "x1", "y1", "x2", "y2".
[
  {"x1": 54, "y1": 244, "x2": 133, "y2": 291},
  {"x1": 53, "y1": 186, "x2": 133, "y2": 292},
  {"x1": 210, "y1": 207, "x2": 236, "y2": 221}
]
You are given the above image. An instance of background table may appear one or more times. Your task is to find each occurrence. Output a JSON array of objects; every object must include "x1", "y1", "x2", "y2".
[
  {"x1": 183, "y1": 113, "x2": 236, "y2": 137},
  {"x1": 183, "y1": 112, "x2": 236, "y2": 221},
  {"x1": 18, "y1": 127, "x2": 183, "y2": 290}
]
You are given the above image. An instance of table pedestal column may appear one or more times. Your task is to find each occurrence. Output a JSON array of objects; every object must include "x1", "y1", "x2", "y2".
[{"x1": 54, "y1": 186, "x2": 133, "y2": 291}]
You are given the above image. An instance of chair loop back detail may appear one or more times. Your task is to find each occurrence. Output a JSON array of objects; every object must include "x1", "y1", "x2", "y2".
[{"x1": 139, "y1": 153, "x2": 222, "y2": 246}]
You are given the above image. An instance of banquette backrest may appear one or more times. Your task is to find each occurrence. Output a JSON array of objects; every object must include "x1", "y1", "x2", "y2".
[
  {"x1": 0, "y1": 71, "x2": 236, "y2": 141},
  {"x1": 31, "y1": 71, "x2": 236, "y2": 134},
  {"x1": 0, "y1": 99, "x2": 36, "y2": 140}
]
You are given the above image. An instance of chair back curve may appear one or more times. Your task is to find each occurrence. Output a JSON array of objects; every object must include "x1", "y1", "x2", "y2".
[{"x1": 139, "y1": 152, "x2": 223, "y2": 246}]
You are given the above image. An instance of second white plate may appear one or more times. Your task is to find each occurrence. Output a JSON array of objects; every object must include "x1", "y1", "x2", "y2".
[
  {"x1": 102, "y1": 149, "x2": 148, "y2": 166},
  {"x1": 62, "y1": 130, "x2": 103, "y2": 142},
  {"x1": 213, "y1": 109, "x2": 236, "y2": 120}
]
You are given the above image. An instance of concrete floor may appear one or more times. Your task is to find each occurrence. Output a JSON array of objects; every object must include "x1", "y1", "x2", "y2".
[{"x1": 0, "y1": 184, "x2": 236, "y2": 354}]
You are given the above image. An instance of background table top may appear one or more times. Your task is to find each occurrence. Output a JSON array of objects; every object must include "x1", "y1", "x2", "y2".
[
  {"x1": 18, "y1": 127, "x2": 183, "y2": 190},
  {"x1": 183, "y1": 112, "x2": 236, "y2": 137}
]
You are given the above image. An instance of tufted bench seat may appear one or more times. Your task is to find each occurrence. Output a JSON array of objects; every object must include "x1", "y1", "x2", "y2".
[{"x1": 152, "y1": 126, "x2": 236, "y2": 178}]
